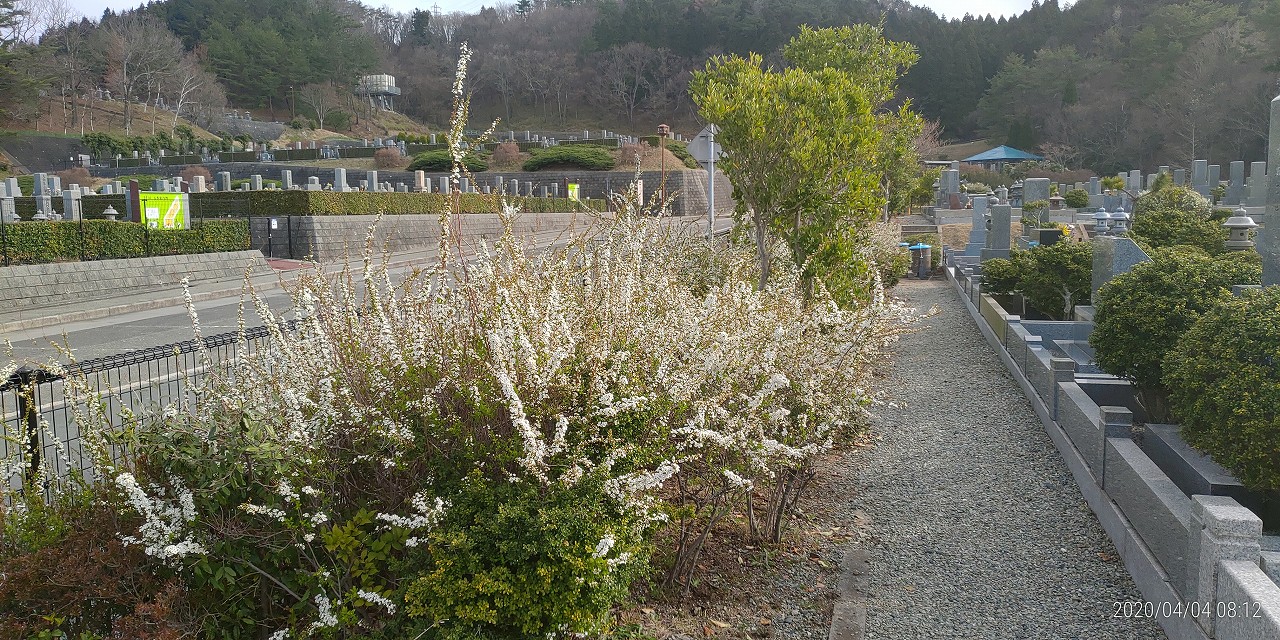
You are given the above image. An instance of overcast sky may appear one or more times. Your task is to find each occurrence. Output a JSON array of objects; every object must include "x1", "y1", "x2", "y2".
[{"x1": 67, "y1": 0, "x2": 1039, "y2": 22}]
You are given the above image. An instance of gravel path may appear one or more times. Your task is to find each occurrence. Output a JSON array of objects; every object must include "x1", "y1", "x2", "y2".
[{"x1": 854, "y1": 278, "x2": 1165, "y2": 639}]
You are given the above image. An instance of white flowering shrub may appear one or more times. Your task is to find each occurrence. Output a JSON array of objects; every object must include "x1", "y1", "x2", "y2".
[{"x1": 1, "y1": 43, "x2": 911, "y2": 640}]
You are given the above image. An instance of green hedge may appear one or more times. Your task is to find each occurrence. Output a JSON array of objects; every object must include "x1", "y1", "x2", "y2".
[
  {"x1": 13, "y1": 195, "x2": 129, "y2": 219},
  {"x1": 159, "y1": 155, "x2": 202, "y2": 166},
  {"x1": 408, "y1": 150, "x2": 488, "y2": 172},
  {"x1": 217, "y1": 151, "x2": 257, "y2": 163},
  {"x1": 0, "y1": 219, "x2": 249, "y2": 264},
  {"x1": 337, "y1": 147, "x2": 379, "y2": 159},
  {"x1": 523, "y1": 146, "x2": 616, "y2": 171},
  {"x1": 1164, "y1": 286, "x2": 1280, "y2": 491},
  {"x1": 271, "y1": 148, "x2": 321, "y2": 161}
]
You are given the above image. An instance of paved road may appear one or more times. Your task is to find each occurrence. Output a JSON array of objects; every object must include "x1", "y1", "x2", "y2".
[{"x1": 2, "y1": 216, "x2": 733, "y2": 364}]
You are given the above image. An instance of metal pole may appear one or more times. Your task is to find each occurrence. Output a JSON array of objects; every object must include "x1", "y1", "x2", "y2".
[
  {"x1": 707, "y1": 129, "x2": 715, "y2": 238},
  {"x1": 15, "y1": 367, "x2": 40, "y2": 484}
]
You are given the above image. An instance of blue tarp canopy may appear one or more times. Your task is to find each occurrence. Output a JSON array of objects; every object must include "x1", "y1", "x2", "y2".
[{"x1": 962, "y1": 145, "x2": 1042, "y2": 163}]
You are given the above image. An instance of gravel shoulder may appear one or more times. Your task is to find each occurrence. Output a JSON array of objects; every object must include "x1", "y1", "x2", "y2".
[{"x1": 852, "y1": 278, "x2": 1165, "y2": 639}]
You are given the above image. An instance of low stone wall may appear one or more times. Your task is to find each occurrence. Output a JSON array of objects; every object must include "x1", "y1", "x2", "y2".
[
  {"x1": 946, "y1": 253, "x2": 1280, "y2": 640},
  {"x1": 249, "y1": 213, "x2": 597, "y2": 262},
  {"x1": 0, "y1": 250, "x2": 269, "y2": 313}
]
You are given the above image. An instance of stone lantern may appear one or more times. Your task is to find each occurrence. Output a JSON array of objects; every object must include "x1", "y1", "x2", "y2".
[
  {"x1": 1108, "y1": 204, "x2": 1130, "y2": 233},
  {"x1": 1222, "y1": 206, "x2": 1258, "y2": 251},
  {"x1": 102, "y1": 205, "x2": 120, "y2": 221},
  {"x1": 1092, "y1": 207, "x2": 1111, "y2": 236}
]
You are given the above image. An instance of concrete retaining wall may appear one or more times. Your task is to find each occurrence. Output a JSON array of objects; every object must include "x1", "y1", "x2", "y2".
[
  {"x1": 0, "y1": 250, "x2": 269, "y2": 313},
  {"x1": 249, "y1": 213, "x2": 596, "y2": 262}
]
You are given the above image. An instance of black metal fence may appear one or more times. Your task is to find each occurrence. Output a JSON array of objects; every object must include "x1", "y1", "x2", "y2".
[{"x1": 1, "y1": 324, "x2": 277, "y2": 500}]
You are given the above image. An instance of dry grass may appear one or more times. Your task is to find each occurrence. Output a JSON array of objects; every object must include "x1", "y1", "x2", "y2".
[
  {"x1": 928, "y1": 139, "x2": 992, "y2": 162},
  {"x1": 938, "y1": 222, "x2": 1022, "y2": 250},
  {"x1": 22, "y1": 97, "x2": 217, "y2": 139}
]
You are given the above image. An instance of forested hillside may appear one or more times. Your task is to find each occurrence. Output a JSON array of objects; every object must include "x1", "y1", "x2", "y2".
[{"x1": 1, "y1": 0, "x2": 1277, "y2": 173}]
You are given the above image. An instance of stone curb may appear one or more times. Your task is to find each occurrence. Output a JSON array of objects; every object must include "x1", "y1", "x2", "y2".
[{"x1": 828, "y1": 548, "x2": 869, "y2": 640}]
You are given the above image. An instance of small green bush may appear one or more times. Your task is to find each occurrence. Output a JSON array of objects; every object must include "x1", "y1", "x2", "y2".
[
  {"x1": 1091, "y1": 249, "x2": 1261, "y2": 421},
  {"x1": 523, "y1": 146, "x2": 616, "y2": 171},
  {"x1": 1063, "y1": 188, "x2": 1089, "y2": 208},
  {"x1": 407, "y1": 149, "x2": 488, "y2": 173},
  {"x1": 1129, "y1": 185, "x2": 1226, "y2": 255},
  {"x1": 1164, "y1": 286, "x2": 1280, "y2": 491},
  {"x1": 666, "y1": 143, "x2": 701, "y2": 169},
  {"x1": 403, "y1": 476, "x2": 648, "y2": 638}
]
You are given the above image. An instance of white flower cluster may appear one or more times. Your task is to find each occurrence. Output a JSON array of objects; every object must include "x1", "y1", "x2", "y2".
[
  {"x1": 114, "y1": 472, "x2": 206, "y2": 567},
  {"x1": 308, "y1": 593, "x2": 338, "y2": 632},
  {"x1": 357, "y1": 589, "x2": 396, "y2": 615}
]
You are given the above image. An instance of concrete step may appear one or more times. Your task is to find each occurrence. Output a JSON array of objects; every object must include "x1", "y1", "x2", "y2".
[{"x1": 900, "y1": 224, "x2": 939, "y2": 235}]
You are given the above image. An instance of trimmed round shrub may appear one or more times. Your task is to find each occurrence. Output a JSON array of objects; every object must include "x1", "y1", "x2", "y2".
[
  {"x1": 978, "y1": 253, "x2": 1027, "y2": 296},
  {"x1": 1163, "y1": 286, "x2": 1280, "y2": 491},
  {"x1": 523, "y1": 146, "x2": 616, "y2": 171},
  {"x1": 1129, "y1": 185, "x2": 1226, "y2": 255},
  {"x1": 408, "y1": 149, "x2": 488, "y2": 173},
  {"x1": 1063, "y1": 188, "x2": 1089, "y2": 209},
  {"x1": 1019, "y1": 240, "x2": 1092, "y2": 320},
  {"x1": 1091, "y1": 249, "x2": 1261, "y2": 421}
]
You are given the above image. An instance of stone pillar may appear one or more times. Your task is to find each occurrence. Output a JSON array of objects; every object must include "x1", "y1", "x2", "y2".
[
  {"x1": 539, "y1": 186, "x2": 548, "y2": 198},
  {"x1": 459, "y1": 177, "x2": 470, "y2": 193},
  {"x1": 306, "y1": 177, "x2": 321, "y2": 191},
  {"x1": 367, "y1": 171, "x2": 379, "y2": 192},
  {"x1": 494, "y1": 176, "x2": 505, "y2": 193},
  {"x1": 1228, "y1": 161, "x2": 1245, "y2": 205},
  {"x1": 982, "y1": 203, "x2": 1011, "y2": 261},
  {"x1": 509, "y1": 179, "x2": 519, "y2": 196},
  {"x1": 1263, "y1": 93, "x2": 1280, "y2": 286},
  {"x1": 112, "y1": 180, "x2": 123, "y2": 195},
  {"x1": 32, "y1": 172, "x2": 47, "y2": 196},
  {"x1": 523, "y1": 182, "x2": 534, "y2": 197},
  {"x1": 5, "y1": 177, "x2": 19, "y2": 197},
  {"x1": 48, "y1": 175, "x2": 61, "y2": 194},
  {"x1": 334, "y1": 168, "x2": 348, "y2": 192},
  {"x1": 250, "y1": 175, "x2": 263, "y2": 191},
  {"x1": 1174, "y1": 168, "x2": 1187, "y2": 186},
  {"x1": 192, "y1": 175, "x2": 206, "y2": 193},
  {"x1": 281, "y1": 170, "x2": 293, "y2": 191},
  {"x1": 1186, "y1": 495, "x2": 1263, "y2": 636},
  {"x1": 1089, "y1": 177, "x2": 1100, "y2": 196},
  {"x1": 217, "y1": 172, "x2": 232, "y2": 192},
  {"x1": 415, "y1": 170, "x2": 426, "y2": 192},
  {"x1": 440, "y1": 177, "x2": 450, "y2": 193},
  {"x1": 1208, "y1": 164, "x2": 1221, "y2": 196},
  {"x1": 1128, "y1": 170, "x2": 1141, "y2": 192}
]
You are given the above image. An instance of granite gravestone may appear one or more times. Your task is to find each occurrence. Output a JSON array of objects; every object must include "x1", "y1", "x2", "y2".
[
  {"x1": 1023, "y1": 178, "x2": 1051, "y2": 204},
  {"x1": 1192, "y1": 160, "x2": 1209, "y2": 195},
  {"x1": 334, "y1": 168, "x2": 348, "y2": 192},
  {"x1": 1228, "y1": 161, "x2": 1245, "y2": 205},
  {"x1": 1263, "y1": 94, "x2": 1280, "y2": 286},
  {"x1": 1248, "y1": 162, "x2": 1268, "y2": 207},
  {"x1": 1091, "y1": 236, "x2": 1152, "y2": 303},
  {"x1": 982, "y1": 203, "x2": 1011, "y2": 261}
]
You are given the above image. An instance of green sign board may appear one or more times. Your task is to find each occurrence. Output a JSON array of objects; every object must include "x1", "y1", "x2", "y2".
[
  {"x1": 567, "y1": 183, "x2": 580, "y2": 201},
  {"x1": 139, "y1": 192, "x2": 187, "y2": 229}
]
